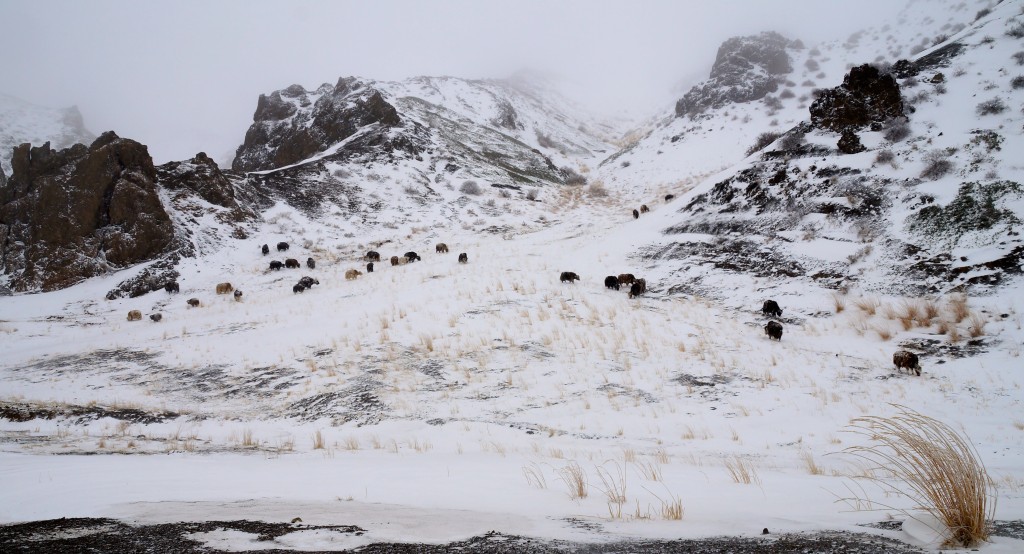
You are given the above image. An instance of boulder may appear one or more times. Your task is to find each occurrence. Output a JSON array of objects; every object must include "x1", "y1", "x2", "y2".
[
  {"x1": 837, "y1": 129, "x2": 866, "y2": 154},
  {"x1": 809, "y1": 64, "x2": 904, "y2": 132},
  {"x1": 0, "y1": 132, "x2": 173, "y2": 291}
]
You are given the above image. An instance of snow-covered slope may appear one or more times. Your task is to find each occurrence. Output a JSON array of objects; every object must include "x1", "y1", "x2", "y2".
[
  {"x1": 595, "y1": 0, "x2": 1004, "y2": 206},
  {"x1": 0, "y1": 93, "x2": 94, "y2": 177},
  {"x1": 1, "y1": 0, "x2": 1024, "y2": 551}
]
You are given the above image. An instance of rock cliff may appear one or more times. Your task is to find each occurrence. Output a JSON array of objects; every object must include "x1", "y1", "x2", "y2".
[{"x1": 0, "y1": 132, "x2": 173, "y2": 292}]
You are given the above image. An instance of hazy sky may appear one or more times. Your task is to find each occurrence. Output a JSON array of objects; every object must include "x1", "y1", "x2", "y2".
[{"x1": 1, "y1": 0, "x2": 905, "y2": 165}]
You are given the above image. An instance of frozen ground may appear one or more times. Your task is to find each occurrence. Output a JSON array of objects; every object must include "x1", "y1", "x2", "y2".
[{"x1": 1, "y1": 193, "x2": 1023, "y2": 551}]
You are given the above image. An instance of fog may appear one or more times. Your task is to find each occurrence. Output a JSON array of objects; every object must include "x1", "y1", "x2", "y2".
[{"x1": 1, "y1": 0, "x2": 905, "y2": 165}]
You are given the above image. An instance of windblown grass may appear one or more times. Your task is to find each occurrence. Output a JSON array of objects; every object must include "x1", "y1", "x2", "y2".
[{"x1": 842, "y1": 405, "x2": 996, "y2": 547}]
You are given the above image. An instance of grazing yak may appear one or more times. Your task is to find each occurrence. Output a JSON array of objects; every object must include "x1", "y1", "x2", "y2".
[
  {"x1": 150, "y1": 313, "x2": 163, "y2": 322},
  {"x1": 366, "y1": 251, "x2": 381, "y2": 262},
  {"x1": 604, "y1": 276, "x2": 620, "y2": 290},
  {"x1": 164, "y1": 282, "x2": 179, "y2": 293},
  {"x1": 216, "y1": 282, "x2": 234, "y2": 294},
  {"x1": 560, "y1": 271, "x2": 580, "y2": 283},
  {"x1": 633, "y1": 209, "x2": 639, "y2": 219},
  {"x1": 127, "y1": 310, "x2": 142, "y2": 321},
  {"x1": 261, "y1": 244, "x2": 270, "y2": 255},
  {"x1": 186, "y1": 298, "x2": 201, "y2": 308},
  {"x1": 277, "y1": 242, "x2": 289, "y2": 251},
  {"x1": 617, "y1": 273, "x2": 636, "y2": 286},
  {"x1": 293, "y1": 284, "x2": 306, "y2": 294},
  {"x1": 307, "y1": 258, "x2": 315, "y2": 269},
  {"x1": 404, "y1": 251, "x2": 421, "y2": 262},
  {"x1": 298, "y1": 276, "x2": 319, "y2": 289},
  {"x1": 367, "y1": 262, "x2": 374, "y2": 273},
  {"x1": 285, "y1": 258, "x2": 301, "y2": 269},
  {"x1": 233, "y1": 290, "x2": 243, "y2": 301},
  {"x1": 345, "y1": 269, "x2": 363, "y2": 280},
  {"x1": 764, "y1": 321, "x2": 783, "y2": 341},
  {"x1": 762, "y1": 300, "x2": 783, "y2": 318},
  {"x1": 640, "y1": 204, "x2": 650, "y2": 213},
  {"x1": 893, "y1": 350, "x2": 922, "y2": 376},
  {"x1": 269, "y1": 260, "x2": 284, "y2": 271},
  {"x1": 629, "y1": 279, "x2": 647, "y2": 298},
  {"x1": 458, "y1": 253, "x2": 468, "y2": 264},
  {"x1": 390, "y1": 255, "x2": 401, "y2": 266},
  {"x1": 436, "y1": 243, "x2": 449, "y2": 253},
  {"x1": 665, "y1": 194, "x2": 675, "y2": 202}
]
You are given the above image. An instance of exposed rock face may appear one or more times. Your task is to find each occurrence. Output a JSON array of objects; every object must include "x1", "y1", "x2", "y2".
[
  {"x1": 158, "y1": 152, "x2": 237, "y2": 207},
  {"x1": 675, "y1": 32, "x2": 794, "y2": 118},
  {"x1": 0, "y1": 160, "x2": 6, "y2": 189},
  {"x1": 233, "y1": 77, "x2": 403, "y2": 172},
  {"x1": 0, "y1": 132, "x2": 173, "y2": 292},
  {"x1": 809, "y1": 64, "x2": 904, "y2": 132}
]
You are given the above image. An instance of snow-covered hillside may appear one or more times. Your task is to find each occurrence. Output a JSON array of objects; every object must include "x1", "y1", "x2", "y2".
[
  {"x1": 2, "y1": 0, "x2": 1024, "y2": 551},
  {"x1": 0, "y1": 93, "x2": 94, "y2": 177}
]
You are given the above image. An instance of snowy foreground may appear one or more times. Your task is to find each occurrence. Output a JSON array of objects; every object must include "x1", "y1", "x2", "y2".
[{"x1": 1, "y1": 199, "x2": 1024, "y2": 551}]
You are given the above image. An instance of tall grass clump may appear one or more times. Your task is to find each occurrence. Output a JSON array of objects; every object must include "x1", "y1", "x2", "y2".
[
  {"x1": 842, "y1": 405, "x2": 996, "y2": 547},
  {"x1": 557, "y1": 462, "x2": 588, "y2": 500}
]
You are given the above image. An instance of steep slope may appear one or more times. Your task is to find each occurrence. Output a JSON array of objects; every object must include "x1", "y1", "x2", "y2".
[
  {"x1": 0, "y1": 93, "x2": 94, "y2": 178},
  {"x1": 632, "y1": 0, "x2": 1023, "y2": 304},
  {"x1": 225, "y1": 74, "x2": 620, "y2": 243},
  {"x1": 594, "y1": 0, "x2": 1000, "y2": 207}
]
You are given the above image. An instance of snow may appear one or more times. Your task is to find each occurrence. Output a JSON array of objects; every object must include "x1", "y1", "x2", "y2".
[{"x1": 2, "y1": 0, "x2": 1024, "y2": 551}]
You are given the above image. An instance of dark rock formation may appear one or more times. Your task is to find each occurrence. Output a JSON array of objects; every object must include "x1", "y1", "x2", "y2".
[
  {"x1": 0, "y1": 132, "x2": 173, "y2": 291},
  {"x1": 837, "y1": 129, "x2": 866, "y2": 154},
  {"x1": 675, "y1": 32, "x2": 795, "y2": 117},
  {"x1": 233, "y1": 77, "x2": 404, "y2": 172},
  {"x1": 810, "y1": 64, "x2": 904, "y2": 132},
  {"x1": 891, "y1": 42, "x2": 966, "y2": 78},
  {"x1": 158, "y1": 152, "x2": 236, "y2": 207},
  {"x1": 0, "y1": 160, "x2": 6, "y2": 188}
]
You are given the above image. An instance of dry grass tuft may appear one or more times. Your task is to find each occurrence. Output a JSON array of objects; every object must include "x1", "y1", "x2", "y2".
[
  {"x1": 947, "y1": 294, "x2": 970, "y2": 323},
  {"x1": 802, "y1": 451, "x2": 825, "y2": 475},
  {"x1": 557, "y1": 462, "x2": 589, "y2": 499},
  {"x1": 874, "y1": 325, "x2": 894, "y2": 341},
  {"x1": 967, "y1": 313, "x2": 986, "y2": 338},
  {"x1": 635, "y1": 458, "x2": 663, "y2": 481},
  {"x1": 522, "y1": 463, "x2": 547, "y2": 489},
  {"x1": 842, "y1": 405, "x2": 996, "y2": 548},
  {"x1": 724, "y1": 456, "x2": 760, "y2": 485},
  {"x1": 831, "y1": 292, "x2": 847, "y2": 313},
  {"x1": 854, "y1": 296, "x2": 881, "y2": 315},
  {"x1": 312, "y1": 430, "x2": 325, "y2": 450}
]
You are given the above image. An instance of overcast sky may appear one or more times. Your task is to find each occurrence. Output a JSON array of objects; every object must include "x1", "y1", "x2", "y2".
[{"x1": 1, "y1": 0, "x2": 906, "y2": 165}]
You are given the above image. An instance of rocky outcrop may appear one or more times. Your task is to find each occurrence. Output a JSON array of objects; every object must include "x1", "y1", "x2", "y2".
[
  {"x1": 158, "y1": 152, "x2": 237, "y2": 208},
  {"x1": 675, "y1": 32, "x2": 795, "y2": 118},
  {"x1": 0, "y1": 132, "x2": 173, "y2": 292},
  {"x1": 809, "y1": 64, "x2": 904, "y2": 132},
  {"x1": 233, "y1": 77, "x2": 404, "y2": 172}
]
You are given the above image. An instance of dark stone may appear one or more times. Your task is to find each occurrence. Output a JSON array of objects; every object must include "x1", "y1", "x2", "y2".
[
  {"x1": 156, "y1": 152, "x2": 236, "y2": 207},
  {"x1": 810, "y1": 64, "x2": 904, "y2": 132},
  {"x1": 1, "y1": 133, "x2": 174, "y2": 292},
  {"x1": 837, "y1": 129, "x2": 866, "y2": 154},
  {"x1": 675, "y1": 32, "x2": 795, "y2": 117}
]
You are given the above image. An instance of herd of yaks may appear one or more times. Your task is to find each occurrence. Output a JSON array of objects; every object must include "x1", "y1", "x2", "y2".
[{"x1": 125, "y1": 222, "x2": 924, "y2": 376}]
